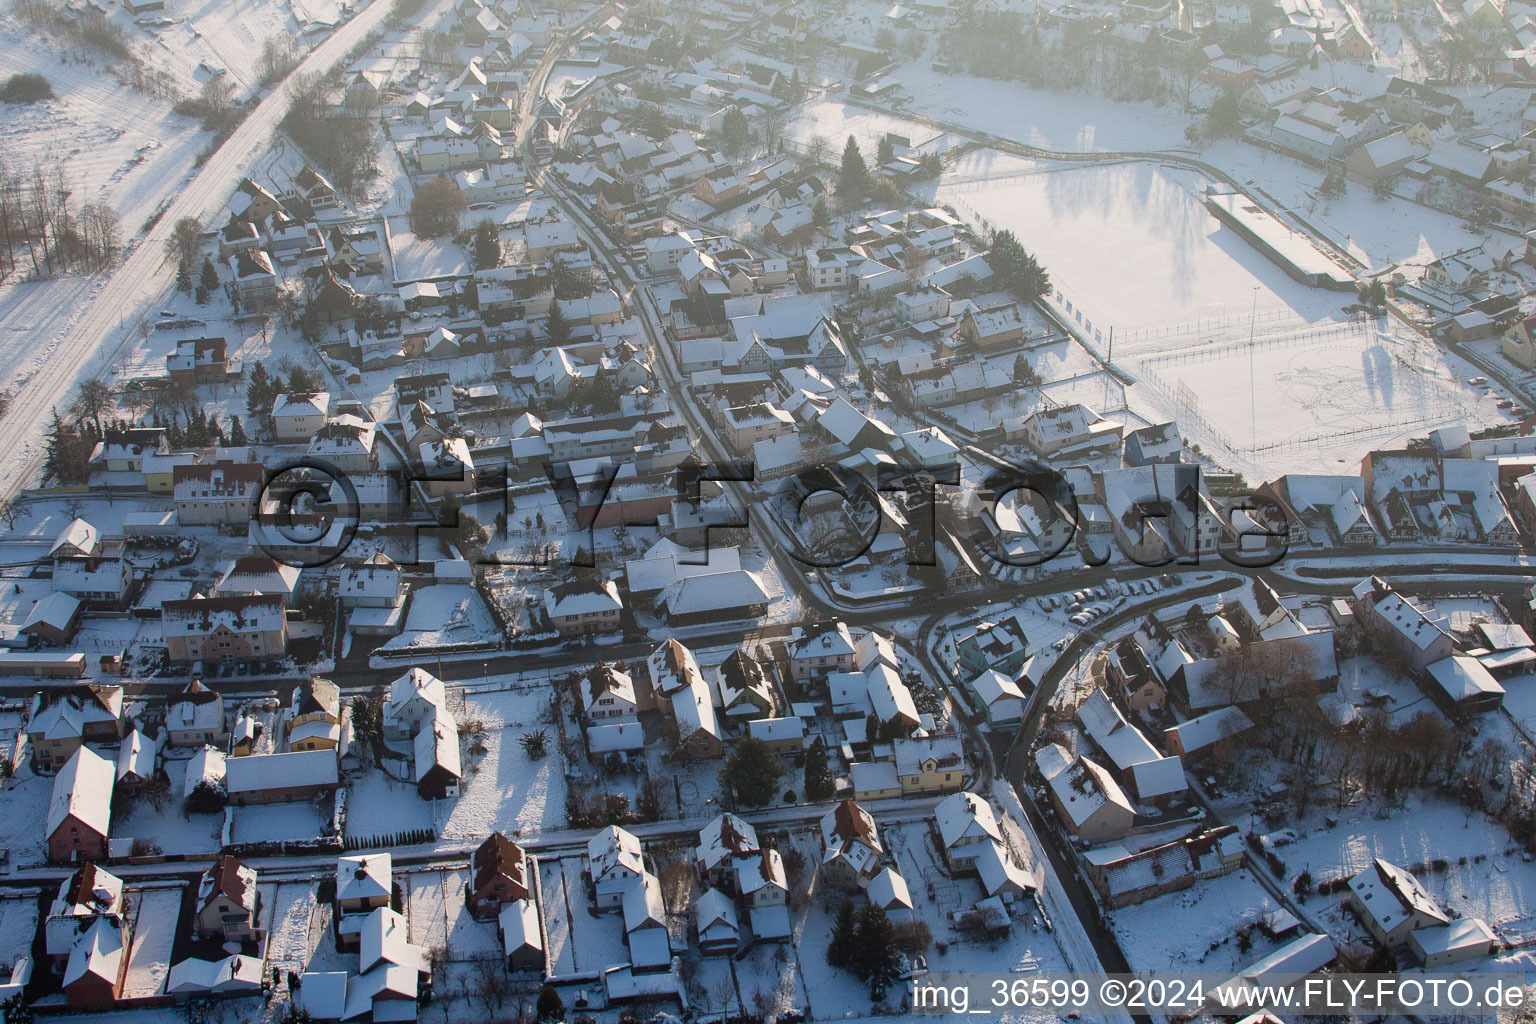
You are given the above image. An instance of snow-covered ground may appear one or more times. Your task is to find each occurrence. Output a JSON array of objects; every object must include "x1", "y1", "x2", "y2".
[
  {"x1": 379, "y1": 584, "x2": 500, "y2": 652},
  {"x1": 122, "y1": 886, "x2": 182, "y2": 998},
  {"x1": 435, "y1": 683, "x2": 567, "y2": 840},
  {"x1": 405, "y1": 867, "x2": 501, "y2": 958},
  {"x1": 1112, "y1": 869, "x2": 1294, "y2": 975}
]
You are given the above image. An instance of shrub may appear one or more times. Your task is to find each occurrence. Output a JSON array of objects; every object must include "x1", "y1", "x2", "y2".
[{"x1": 0, "y1": 73, "x2": 53, "y2": 104}]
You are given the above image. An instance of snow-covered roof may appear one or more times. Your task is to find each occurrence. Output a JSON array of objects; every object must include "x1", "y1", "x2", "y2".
[
  {"x1": 587, "y1": 825, "x2": 643, "y2": 882},
  {"x1": 414, "y1": 708, "x2": 461, "y2": 784},
  {"x1": 338, "y1": 853, "x2": 393, "y2": 905},
  {"x1": 935, "y1": 791, "x2": 1003, "y2": 850},
  {"x1": 1425, "y1": 654, "x2": 1505, "y2": 704},
  {"x1": 225, "y1": 749, "x2": 338, "y2": 794},
  {"x1": 47, "y1": 746, "x2": 114, "y2": 838},
  {"x1": 166, "y1": 954, "x2": 263, "y2": 994},
  {"x1": 697, "y1": 813, "x2": 758, "y2": 873},
  {"x1": 499, "y1": 898, "x2": 543, "y2": 955},
  {"x1": 1130, "y1": 756, "x2": 1187, "y2": 799},
  {"x1": 1076, "y1": 689, "x2": 1161, "y2": 772}
]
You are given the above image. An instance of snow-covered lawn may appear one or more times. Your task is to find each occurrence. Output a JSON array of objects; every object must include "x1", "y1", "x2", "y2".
[
  {"x1": 782, "y1": 98, "x2": 965, "y2": 156},
  {"x1": 230, "y1": 801, "x2": 329, "y2": 843},
  {"x1": 122, "y1": 886, "x2": 182, "y2": 997},
  {"x1": 538, "y1": 855, "x2": 629, "y2": 977},
  {"x1": 887, "y1": 64, "x2": 1195, "y2": 153},
  {"x1": 405, "y1": 867, "x2": 500, "y2": 959},
  {"x1": 0, "y1": 769, "x2": 55, "y2": 866},
  {"x1": 1233, "y1": 795, "x2": 1536, "y2": 944},
  {"x1": 347, "y1": 769, "x2": 435, "y2": 842},
  {"x1": 379, "y1": 584, "x2": 500, "y2": 652},
  {"x1": 0, "y1": 894, "x2": 38, "y2": 965},
  {"x1": 435, "y1": 685, "x2": 567, "y2": 841},
  {"x1": 115, "y1": 760, "x2": 222, "y2": 856}
]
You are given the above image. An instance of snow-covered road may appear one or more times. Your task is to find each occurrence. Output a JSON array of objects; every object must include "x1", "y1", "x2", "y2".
[{"x1": 0, "y1": 0, "x2": 402, "y2": 505}]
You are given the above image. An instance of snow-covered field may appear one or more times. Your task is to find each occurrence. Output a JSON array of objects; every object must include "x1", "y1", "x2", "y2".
[
  {"x1": 927, "y1": 155, "x2": 1344, "y2": 341},
  {"x1": 1143, "y1": 323, "x2": 1498, "y2": 475},
  {"x1": 782, "y1": 98, "x2": 966, "y2": 157},
  {"x1": 884, "y1": 64, "x2": 1196, "y2": 154}
]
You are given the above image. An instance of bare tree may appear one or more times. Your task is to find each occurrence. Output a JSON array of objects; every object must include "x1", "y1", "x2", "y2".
[
  {"x1": 74, "y1": 379, "x2": 113, "y2": 435},
  {"x1": 470, "y1": 953, "x2": 507, "y2": 1013}
]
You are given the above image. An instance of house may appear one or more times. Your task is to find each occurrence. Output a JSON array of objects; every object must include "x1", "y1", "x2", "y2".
[
  {"x1": 789, "y1": 621, "x2": 857, "y2": 681},
  {"x1": 289, "y1": 676, "x2": 342, "y2": 750},
  {"x1": 115, "y1": 729, "x2": 155, "y2": 792},
  {"x1": 383, "y1": 668, "x2": 447, "y2": 741},
  {"x1": 695, "y1": 888, "x2": 739, "y2": 955},
  {"x1": 1408, "y1": 918, "x2": 1496, "y2": 968},
  {"x1": 47, "y1": 747, "x2": 115, "y2": 864},
  {"x1": 819, "y1": 800, "x2": 883, "y2": 889},
  {"x1": 230, "y1": 249, "x2": 278, "y2": 308},
  {"x1": 867, "y1": 867, "x2": 914, "y2": 924},
  {"x1": 337, "y1": 853, "x2": 393, "y2": 915},
  {"x1": 734, "y1": 847, "x2": 788, "y2": 908},
  {"x1": 1010, "y1": 403, "x2": 1124, "y2": 457},
  {"x1": 544, "y1": 579, "x2": 623, "y2": 634},
  {"x1": 956, "y1": 614, "x2": 1031, "y2": 677},
  {"x1": 1123, "y1": 422, "x2": 1182, "y2": 466},
  {"x1": 173, "y1": 462, "x2": 264, "y2": 526},
  {"x1": 696, "y1": 813, "x2": 758, "y2": 887},
  {"x1": 622, "y1": 871, "x2": 675, "y2": 971},
  {"x1": 934, "y1": 791, "x2": 1004, "y2": 874},
  {"x1": 224, "y1": 749, "x2": 338, "y2": 805},
  {"x1": 167, "y1": 678, "x2": 226, "y2": 747},
  {"x1": 468, "y1": 833, "x2": 530, "y2": 921},
  {"x1": 195, "y1": 855, "x2": 261, "y2": 943},
  {"x1": 582, "y1": 664, "x2": 639, "y2": 724},
  {"x1": 166, "y1": 337, "x2": 229, "y2": 387},
  {"x1": 647, "y1": 637, "x2": 704, "y2": 700},
  {"x1": 894, "y1": 734, "x2": 964, "y2": 793},
  {"x1": 1424, "y1": 654, "x2": 1506, "y2": 714},
  {"x1": 970, "y1": 669, "x2": 1027, "y2": 725},
  {"x1": 272, "y1": 392, "x2": 331, "y2": 442},
  {"x1": 46, "y1": 863, "x2": 124, "y2": 964},
  {"x1": 498, "y1": 899, "x2": 544, "y2": 972},
  {"x1": 414, "y1": 709, "x2": 461, "y2": 799},
  {"x1": 28, "y1": 685, "x2": 124, "y2": 767},
  {"x1": 1350, "y1": 577, "x2": 1454, "y2": 671},
  {"x1": 356, "y1": 907, "x2": 429, "y2": 1010},
  {"x1": 587, "y1": 825, "x2": 645, "y2": 910},
  {"x1": 1348, "y1": 859, "x2": 1449, "y2": 947},
  {"x1": 214, "y1": 556, "x2": 301, "y2": 605},
  {"x1": 1034, "y1": 743, "x2": 1135, "y2": 844},
  {"x1": 61, "y1": 916, "x2": 128, "y2": 1009},
  {"x1": 340, "y1": 555, "x2": 405, "y2": 611},
  {"x1": 957, "y1": 303, "x2": 1027, "y2": 350},
  {"x1": 657, "y1": 570, "x2": 771, "y2": 625}
]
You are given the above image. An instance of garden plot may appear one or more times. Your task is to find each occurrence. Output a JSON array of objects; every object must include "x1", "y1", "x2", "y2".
[
  {"x1": 346, "y1": 770, "x2": 435, "y2": 842},
  {"x1": 1111, "y1": 869, "x2": 1292, "y2": 976},
  {"x1": 0, "y1": 895, "x2": 38, "y2": 964},
  {"x1": 0, "y1": 770, "x2": 54, "y2": 865},
  {"x1": 1319, "y1": 656, "x2": 1435, "y2": 726},
  {"x1": 122, "y1": 886, "x2": 182, "y2": 998},
  {"x1": 1231, "y1": 797, "x2": 1536, "y2": 939},
  {"x1": 406, "y1": 868, "x2": 500, "y2": 959},
  {"x1": 538, "y1": 856, "x2": 630, "y2": 977},
  {"x1": 435, "y1": 684, "x2": 567, "y2": 840},
  {"x1": 230, "y1": 802, "x2": 329, "y2": 844},
  {"x1": 262, "y1": 882, "x2": 322, "y2": 972},
  {"x1": 379, "y1": 584, "x2": 499, "y2": 652},
  {"x1": 114, "y1": 761, "x2": 222, "y2": 856}
]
